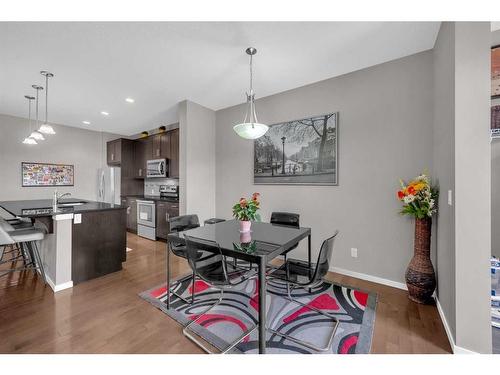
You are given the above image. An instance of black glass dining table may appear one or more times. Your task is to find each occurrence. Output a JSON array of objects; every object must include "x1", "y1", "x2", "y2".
[{"x1": 166, "y1": 219, "x2": 312, "y2": 354}]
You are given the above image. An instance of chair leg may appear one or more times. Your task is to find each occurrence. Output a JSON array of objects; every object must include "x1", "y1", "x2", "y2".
[
  {"x1": 267, "y1": 283, "x2": 340, "y2": 352},
  {"x1": 191, "y1": 270, "x2": 196, "y2": 304},
  {"x1": 30, "y1": 241, "x2": 47, "y2": 284},
  {"x1": 183, "y1": 288, "x2": 258, "y2": 354},
  {"x1": 183, "y1": 288, "x2": 225, "y2": 353}
]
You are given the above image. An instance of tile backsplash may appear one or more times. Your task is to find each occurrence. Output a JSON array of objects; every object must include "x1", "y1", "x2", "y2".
[{"x1": 144, "y1": 178, "x2": 178, "y2": 196}]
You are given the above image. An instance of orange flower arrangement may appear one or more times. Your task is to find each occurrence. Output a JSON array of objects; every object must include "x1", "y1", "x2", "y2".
[{"x1": 397, "y1": 173, "x2": 438, "y2": 219}]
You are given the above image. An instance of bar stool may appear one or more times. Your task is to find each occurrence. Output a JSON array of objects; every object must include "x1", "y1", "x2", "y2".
[{"x1": 0, "y1": 218, "x2": 47, "y2": 284}]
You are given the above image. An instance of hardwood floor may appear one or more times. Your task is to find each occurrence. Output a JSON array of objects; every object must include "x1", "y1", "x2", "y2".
[{"x1": 0, "y1": 233, "x2": 452, "y2": 354}]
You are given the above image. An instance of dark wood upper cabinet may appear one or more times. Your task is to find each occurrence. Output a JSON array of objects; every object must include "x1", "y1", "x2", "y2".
[
  {"x1": 169, "y1": 129, "x2": 179, "y2": 178},
  {"x1": 151, "y1": 132, "x2": 172, "y2": 160},
  {"x1": 160, "y1": 132, "x2": 171, "y2": 159},
  {"x1": 107, "y1": 139, "x2": 122, "y2": 166},
  {"x1": 107, "y1": 128, "x2": 179, "y2": 190},
  {"x1": 152, "y1": 134, "x2": 162, "y2": 159}
]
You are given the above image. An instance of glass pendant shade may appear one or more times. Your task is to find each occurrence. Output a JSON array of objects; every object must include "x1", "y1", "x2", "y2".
[
  {"x1": 30, "y1": 131, "x2": 45, "y2": 140},
  {"x1": 233, "y1": 94, "x2": 269, "y2": 139},
  {"x1": 233, "y1": 47, "x2": 268, "y2": 140},
  {"x1": 38, "y1": 124, "x2": 56, "y2": 134},
  {"x1": 23, "y1": 137, "x2": 37, "y2": 145},
  {"x1": 233, "y1": 122, "x2": 269, "y2": 139}
]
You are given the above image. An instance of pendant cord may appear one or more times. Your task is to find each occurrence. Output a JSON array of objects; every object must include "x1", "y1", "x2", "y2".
[
  {"x1": 28, "y1": 98, "x2": 32, "y2": 132},
  {"x1": 35, "y1": 88, "x2": 39, "y2": 130},
  {"x1": 45, "y1": 74, "x2": 48, "y2": 124}
]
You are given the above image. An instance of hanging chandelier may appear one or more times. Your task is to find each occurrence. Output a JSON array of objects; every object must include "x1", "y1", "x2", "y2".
[
  {"x1": 30, "y1": 84, "x2": 45, "y2": 141},
  {"x1": 22, "y1": 95, "x2": 37, "y2": 145},
  {"x1": 39, "y1": 70, "x2": 56, "y2": 135},
  {"x1": 233, "y1": 47, "x2": 269, "y2": 140}
]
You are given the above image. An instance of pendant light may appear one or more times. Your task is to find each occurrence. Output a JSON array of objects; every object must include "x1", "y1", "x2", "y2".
[
  {"x1": 30, "y1": 84, "x2": 45, "y2": 141},
  {"x1": 233, "y1": 47, "x2": 269, "y2": 140},
  {"x1": 22, "y1": 95, "x2": 37, "y2": 145},
  {"x1": 39, "y1": 70, "x2": 56, "y2": 135}
]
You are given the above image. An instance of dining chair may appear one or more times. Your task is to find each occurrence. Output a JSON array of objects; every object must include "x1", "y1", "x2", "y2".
[
  {"x1": 270, "y1": 212, "x2": 300, "y2": 262},
  {"x1": 167, "y1": 214, "x2": 201, "y2": 304},
  {"x1": 267, "y1": 230, "x2": 340, "y2": 352},
  {"x1": 182, "y1": 234, "x2": 258, "y2": 354},
  {"x1": 0, "y1": 217, "x2": 47, "y2": 283}
]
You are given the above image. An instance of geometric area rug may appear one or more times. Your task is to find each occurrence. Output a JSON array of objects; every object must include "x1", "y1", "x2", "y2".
[{"x1": 139, "y1": 273, "x2": 377, "y2": 354}]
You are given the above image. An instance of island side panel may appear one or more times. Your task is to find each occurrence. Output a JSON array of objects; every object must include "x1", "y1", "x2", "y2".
[{"x1": 71, "y1": 208, "x2": 127, "y2": 284}]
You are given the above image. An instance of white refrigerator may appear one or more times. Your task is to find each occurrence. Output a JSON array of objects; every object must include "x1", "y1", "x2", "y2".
[{"x1": 97, "y1": 167, "x2": 121, "y2": 204}]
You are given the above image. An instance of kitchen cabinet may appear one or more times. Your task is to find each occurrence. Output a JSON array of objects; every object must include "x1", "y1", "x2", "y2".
[
  {"x1": 169, "y1": 129, "x2": 179, "y2": 178},
  {"x1": 107, "y1": 139, "x2": 122, "y2": 165},
  {"x1": 72, "y1": 208, "x2": 127, "y2": 284},
  {"x1": 156, "y1": 201, "x2": 179, "y2": 240},
  {"x1": 152, "y1": 134, "x2": 162, "y2": 159},
  {"x1": 122, "y1": 196, "x2": 138, "y2": 233},
  {"x1": 152, "y1": 132, "x2": 171, "y2": 160},
  {"x1": 134, "y1": 139, "x2": 146, "y2": 178}
]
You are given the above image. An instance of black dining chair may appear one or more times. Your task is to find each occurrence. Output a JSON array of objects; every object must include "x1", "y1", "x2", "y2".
[
  {"x1": 270, "y1": 212, "x2": 300, "y2": 263},
  {"x1": 167, "y1": 214, "x2": 201, "y2": 304},
  {"x1": 182, "y1": 234, "x2": 258, "y2": 354},
  {"x1": 267, "y1": 230, "x2": 340, "y2": 352}
]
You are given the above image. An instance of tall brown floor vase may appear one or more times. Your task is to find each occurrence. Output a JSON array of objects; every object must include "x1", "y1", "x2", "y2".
[{"x1": 405, "y1": 217, "x2": 436, "y2": 304}]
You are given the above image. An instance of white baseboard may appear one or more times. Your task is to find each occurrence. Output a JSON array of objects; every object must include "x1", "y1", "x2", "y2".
[
  {"x1": 46, "y1": 276, "x2": 73, "y2": 293},
  {"x1": 453, "y1": 346, "x2": 478, "y2": 354},
  {"x1": 434, "y1": 297, "x2": 480, "y2": 354},
  {"x1": 330, "y1": 266, "x2": 408, "y2": 290},
  {"x1": 436, "y1": 297, "x2": 456, "y2": 353}
]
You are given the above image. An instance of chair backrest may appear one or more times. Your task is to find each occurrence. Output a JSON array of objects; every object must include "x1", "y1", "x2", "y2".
[
  {"x1": 270, "y1": 212, "x2": 300, "y2": 228},
  {"x1": 169, "y1": 214, "x2": 200, "y2": 233},
  {"x1": 183, "y1": 234, "x2": 229, "y2": 286},
  {"x1": 310, "y1": 231, "x2": 339, "y2": 283},
  {"x1": 0, "y1": 217, "x2": 15, "y2": 246}
]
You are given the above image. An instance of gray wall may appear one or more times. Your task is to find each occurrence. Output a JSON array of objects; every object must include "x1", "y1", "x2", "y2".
[
  {"x1": 454, "y1": 22, "x2": 491, "y2": 353},
  {"x1": 215, "y1": 51, "x2": 434, "y2": 284},
  {"x1": 178, "y1": 100, "x2": 216, "y2": 224},
  {"x1": 491, "y1": 29, "x2": 500, "y2": 259},
  {"x1": 432, "y1": 22, "x2": 492, "y2": 353},
  {"x1": 432, "y1": 21, "x2": 456, "y2": 340},
  {"x1": 0, "y1": 114, "x2": 118, "y2": 201}
]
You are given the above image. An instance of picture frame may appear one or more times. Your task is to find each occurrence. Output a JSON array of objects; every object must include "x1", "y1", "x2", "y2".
[
  {"x1": 253, "y1": 112, "x2": 338, "y2": 186},
  {"x1": 492, "y1": 44, "x2": 500, "y2": 99},
  {"x1": 21, "y1": 162, "x2": 75, "y2": 187}
]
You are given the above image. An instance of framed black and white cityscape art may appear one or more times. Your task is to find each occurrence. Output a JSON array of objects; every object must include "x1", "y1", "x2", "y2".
[{"x1": 254, "y1": 112, "x2": 338, "y2": 185}]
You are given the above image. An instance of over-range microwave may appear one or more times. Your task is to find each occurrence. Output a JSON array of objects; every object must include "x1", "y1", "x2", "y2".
[{"x1": 147, "y1": 159, "x2": 168, "y2": 178}]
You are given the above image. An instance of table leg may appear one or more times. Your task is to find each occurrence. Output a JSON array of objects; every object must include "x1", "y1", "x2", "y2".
[
  {"x1": 308, "y1": 234, "x2": 312, "y2": 278},
  {"x1": 308, "y1": 234, "x2": 312, "y2": 293},
  {"x1": 166, "y1": 241, "x2": 171, "y2": 309},
  {"x1": 258, "y1": 256, "x2": 267, "y2": 354}
]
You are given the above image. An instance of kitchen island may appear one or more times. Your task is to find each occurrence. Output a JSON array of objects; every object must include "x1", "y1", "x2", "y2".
[{"x1": 0, "y1": 198, "x2": 127, "y2": 291}]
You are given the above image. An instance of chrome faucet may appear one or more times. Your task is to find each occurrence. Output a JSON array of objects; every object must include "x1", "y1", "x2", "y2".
[
  {"x1": 56, "y1": 192, "x2": 71, "y2": 204},
  {"x1": 53, "y1": 190, "x2": 71, "y2": 211}
]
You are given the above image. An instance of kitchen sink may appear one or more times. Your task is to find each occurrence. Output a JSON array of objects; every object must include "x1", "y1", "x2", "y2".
[{"x1": 58, "y1": 202, "x2": 86, "y2": 207}]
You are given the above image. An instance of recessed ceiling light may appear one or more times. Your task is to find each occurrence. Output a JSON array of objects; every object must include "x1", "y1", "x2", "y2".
[
  {"x1": 82, "y1": 121, "x2": 91, "y2": 125},
  {"x1": 101, "y1": 111, "x2": 109, "y2": 116},
  {"x1": 125, "y1": 98, "x2": 135, "y2": 103}
]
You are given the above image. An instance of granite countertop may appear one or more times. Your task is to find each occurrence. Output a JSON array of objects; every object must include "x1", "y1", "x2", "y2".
[
  {"x1": 0, "y1": 198, "x2": 127, "y2": 218},
  {"x1": 123, "y1": 195, "x2": 179, "y2": 204}
]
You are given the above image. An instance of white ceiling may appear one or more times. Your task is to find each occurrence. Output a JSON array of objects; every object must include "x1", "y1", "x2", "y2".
[{"x1": 0, "y1": 22, "x2": 440, "y2": 136}]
